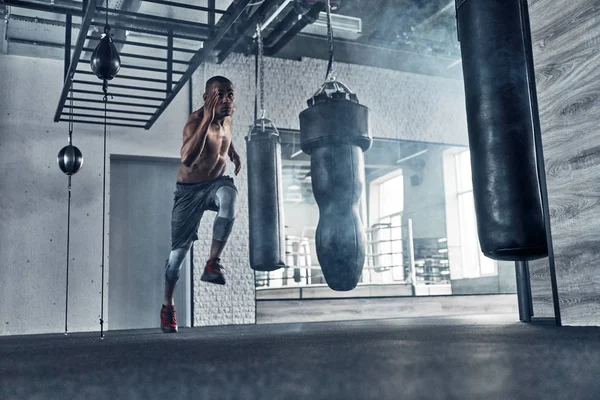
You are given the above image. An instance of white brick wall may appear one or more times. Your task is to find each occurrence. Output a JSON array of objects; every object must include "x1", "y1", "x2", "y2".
[{"x1": 190, "y1": 54, "x2": 468, "y2": 326}]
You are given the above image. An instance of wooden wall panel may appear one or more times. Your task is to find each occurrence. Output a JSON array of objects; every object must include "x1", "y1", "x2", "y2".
[
  {"x1": 530, "y1": 0, "x2": 600, "y2": 325},
  {"x1": 528, "y1": 258, "x2": 555, "y2": 318},
  {"x1": 257, "y1": 295, "x2": 518, "y2": 324}
]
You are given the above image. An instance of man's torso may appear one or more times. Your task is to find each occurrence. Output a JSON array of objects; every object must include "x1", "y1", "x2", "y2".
[{"x1": 177, "y1": 115, "x2": 232, "y2": 183}]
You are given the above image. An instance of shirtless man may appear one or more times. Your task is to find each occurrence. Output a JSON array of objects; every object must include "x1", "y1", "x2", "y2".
[{"x1": 160, "y1": 76, "x2": 241, "y2": 333}]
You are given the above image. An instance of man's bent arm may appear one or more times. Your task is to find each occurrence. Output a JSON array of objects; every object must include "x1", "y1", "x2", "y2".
[
  {"x1": 228, "y1": 141, "x2": 239, "y2": 159},
  {"x1": 181, "y1": 113, "x2": 211, "y2": 167}
]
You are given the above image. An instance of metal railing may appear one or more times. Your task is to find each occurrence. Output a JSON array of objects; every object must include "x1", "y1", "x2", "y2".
[{"x1": 255, "y1": 217, "x2": 451, "y2": 289}]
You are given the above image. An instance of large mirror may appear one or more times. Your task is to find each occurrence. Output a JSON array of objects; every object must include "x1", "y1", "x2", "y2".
[{"x1": 255, "y1": 130, "x2": 516, "y2": 299}]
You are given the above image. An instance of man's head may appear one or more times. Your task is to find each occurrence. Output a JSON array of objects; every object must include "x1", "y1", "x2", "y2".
[{"x1": 204, "y1": 76, "x2": 235, "y2": 119}]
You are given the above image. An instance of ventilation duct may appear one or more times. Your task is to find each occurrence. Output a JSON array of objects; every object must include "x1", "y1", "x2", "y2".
[{"x1": 301, "y1": 11, "x2": 362, "y2": 40}]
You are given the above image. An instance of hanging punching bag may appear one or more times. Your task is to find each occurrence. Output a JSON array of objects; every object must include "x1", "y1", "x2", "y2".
[
  {"x1": 57, "y1": 145, "x2": 83, "y2": 176},
  {"x1": 456, "y1": 0, "x2": 547, "y2": 261},
  {"x1": 299, "y1": 82, "x2": 372, "y2": 291},
  {"x1": 245, "y1": 119, "x2": 286, "y2": 271},
  {"x1": 90, "y1": 25, "x2": 121, "y2": 81}
]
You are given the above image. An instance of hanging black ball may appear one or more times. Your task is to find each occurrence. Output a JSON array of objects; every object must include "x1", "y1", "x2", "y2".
[
  {"x1": 90, "y1": 28, "x2": 121, "y2": 81},
  {"x1": 57, "y1": 145, "x2": 84, "y2": 176}
]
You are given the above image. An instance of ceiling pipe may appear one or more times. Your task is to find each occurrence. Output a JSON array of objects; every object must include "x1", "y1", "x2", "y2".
[
  {"x1": 262, "y1": 0, "x2": 325, "y2": 56},
  {"x1": 216, "y1": 0, "x2": 279, "y2": 63},
  {"x1": 241, "y1": 0, "x2": 325, "y2": 58},
  {"x1": 219, "y1": 0, "x2": 324, "y2": 63},
  {"x1": 253, "y1": 0, "x2": 293, "y2": 38},
  {"x1": 262, "y1": 7, "x2": 298, "y2": 48}
]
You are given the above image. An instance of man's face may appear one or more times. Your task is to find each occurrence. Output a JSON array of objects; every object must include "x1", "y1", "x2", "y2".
[{"x1": 205, "y1": 82, "x2": 235, "y2": 119}]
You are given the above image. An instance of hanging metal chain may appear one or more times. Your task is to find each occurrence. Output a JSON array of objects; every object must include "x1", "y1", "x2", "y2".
[
  {"x1": 325, "y1": 0, "x2": 335, "y2": 81},
  {"x1": 105, "y1": 0, "x2": 109, "y2": 29},
  {"x1": 310, "y1": 0, "x2": 348, "y2": 101},
  {"x1": 256, "y1": 22, "x2": 265, "y2": 118}
]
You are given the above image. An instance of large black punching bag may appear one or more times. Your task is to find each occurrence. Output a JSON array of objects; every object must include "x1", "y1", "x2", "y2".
[
  {"x1": 246, "y1": 119, "x2": 286, "y2": 271},
  {"x1": 299, "y1": 82, "x2": 372, "y2": 291},
  {"x1": 456, "y1": 0, "x2": 547, "y2": 261}
]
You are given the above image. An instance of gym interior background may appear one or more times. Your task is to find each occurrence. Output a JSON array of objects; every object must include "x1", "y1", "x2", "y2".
[
  {"x1": 4, "y1": 1, "x2": 600, "y2": 398},
  {"x1": 0, "y1": 0, "x2": 598, "y2": 360}
]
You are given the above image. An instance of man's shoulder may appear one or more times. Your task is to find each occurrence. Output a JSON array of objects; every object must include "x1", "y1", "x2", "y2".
[
  {"x1": 184, "y1": 110, "x2": 204, "y2": 129},
  {"x1": 223, "y1": 116, "x2": 234, "y2": 131},
  {"x1": 188, "y1": 108, "x2": 204, "y2": 122}
]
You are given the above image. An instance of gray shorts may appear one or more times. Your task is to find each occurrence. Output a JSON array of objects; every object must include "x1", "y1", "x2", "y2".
[{"x1": 170, "y1": 175, "x2": 237, "y2": 250}]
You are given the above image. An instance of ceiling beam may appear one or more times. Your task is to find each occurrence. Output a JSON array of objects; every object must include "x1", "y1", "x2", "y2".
[
  {"x1": 2, "y1": 0, "x2": 212, "y2": 41},
  {"x1": 1, "y1": 0, "x2": 75, "y2": 15},
  {"x1": 142, "y1": 0, "x2": 230, "y2": 15},
  {"x1": 144, "y1": 0, "x2": 259, "y2": 129},
  {"x1": 273, "y1": 33, "x2": 462, "y2": 80},
  {"x1": 84, "y1": 1, "x2": 143, "y2": 62},
  {"x1": 216, "y1": 0, "x2": 277, "y2": 64},
  {"x1": 53, "y1": 0, "x2": 100, "y2": 122}
]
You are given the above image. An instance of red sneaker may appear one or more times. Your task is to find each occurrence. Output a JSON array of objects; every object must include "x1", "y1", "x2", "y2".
[
  {"x1": 200, "y1": 257, "x2": 226, "y2": 285},
  {"x1": 160, "y1": 304, "x2": 178, "y2": 333}
]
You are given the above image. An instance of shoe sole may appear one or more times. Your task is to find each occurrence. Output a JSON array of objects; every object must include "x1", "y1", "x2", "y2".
[
  {"x1": 201, "y1": 272, "x2": 226, "y2": 285},
  {"x1": 161, "y1": 325, "x2": 178, "y2": 333}
]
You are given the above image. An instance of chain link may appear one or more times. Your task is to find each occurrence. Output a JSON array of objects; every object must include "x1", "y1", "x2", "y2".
[
  {"x1": 256, "y1": 22, "x2": 265, "y2": 118},
  {"x1": 325, "y1": 0, "x2": 335, "y2": 81}
]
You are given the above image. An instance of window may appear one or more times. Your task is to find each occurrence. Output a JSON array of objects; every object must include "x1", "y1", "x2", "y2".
[
  {"x1": 453, "y1": 150, "x2": 496, "y2": 278},
  {"x1": 379, "y1": 174, "x2": 404, "y2": 218},
  {"x1": 369, "y1": 171, "x2": 405, "y2": 282}
]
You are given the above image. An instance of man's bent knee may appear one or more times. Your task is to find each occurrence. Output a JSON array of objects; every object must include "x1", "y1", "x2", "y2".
[
  {"x1": 215, "y1": 186, "x2": 237, "y2": 220},
  {"x1": 165, "y1": 246, "x2": 189, "y2": 284}
]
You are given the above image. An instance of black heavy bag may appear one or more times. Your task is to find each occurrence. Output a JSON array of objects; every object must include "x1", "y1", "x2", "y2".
[
  {"x1": 299, "y1": 87, "x2": 372, "y2": 291},
  {"x1": 456, "y1": 0, "x2": 547, "y2": 261},
  {"x1": 245, "y1": 121, "x2": 286, "y2": 271}
]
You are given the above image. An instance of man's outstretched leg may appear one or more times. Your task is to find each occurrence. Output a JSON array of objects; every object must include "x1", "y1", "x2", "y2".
[
  {"x1": 161, "y1": 245, "x2": 190, "y2": 333},
  {"x1": 201, "y1": 186, "x2": 237, "y2": 285}
]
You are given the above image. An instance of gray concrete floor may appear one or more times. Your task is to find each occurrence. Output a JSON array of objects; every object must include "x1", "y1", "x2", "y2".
[{"x1": 1, "y1": 314, "x2": 599, "y2": 400}]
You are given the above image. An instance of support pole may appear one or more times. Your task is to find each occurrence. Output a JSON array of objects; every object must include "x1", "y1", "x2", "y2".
[
  {"x1": 54, "y1": 0, "x2": 99, "y2": 122},
  {"x1": 407, "y1": 219, "x2": 417, "y2": 295},
  {"x1": 515, "y1": 260, "x2": 533, "y2": 322},
  {"x1": 167, "y1": 29, "x2": 173, "y2": 94},
  {"x1": 519, "y1": 0, "x2": 561, "y2": 326},
  {"x1": 64, "y1": 13, "x2": 72, "y2": 80}
]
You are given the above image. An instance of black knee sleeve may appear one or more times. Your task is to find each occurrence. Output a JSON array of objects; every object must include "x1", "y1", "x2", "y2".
[{"x1": 213, "y1": 216, "x2": 235, "y2": 242}]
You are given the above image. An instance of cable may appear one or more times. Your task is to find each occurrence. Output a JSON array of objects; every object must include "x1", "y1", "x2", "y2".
[
  {"x1": 100, "y1": 81, "x2": 109, "y2": 339},
  {"x1": 64, "y1": 83, "x2": 74, "y2": 335},
  {"x1": 65, "y1": 174, "x2": 71, "y2": 335}
]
